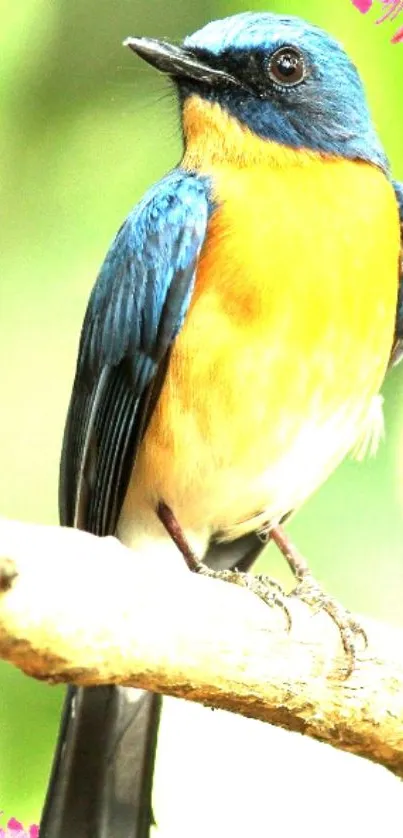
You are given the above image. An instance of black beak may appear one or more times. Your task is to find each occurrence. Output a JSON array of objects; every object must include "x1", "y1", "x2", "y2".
[{"x1": 123, "y1": 36, "x2": 239, "y2": 89}]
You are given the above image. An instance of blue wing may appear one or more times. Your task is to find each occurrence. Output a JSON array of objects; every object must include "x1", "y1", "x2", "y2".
[
  {"x1": 391, "y1": 180, "x2": 403, "y2": 367},
  {"x1": 60, "y1": 170, "x2": 210, "y2": 535}
]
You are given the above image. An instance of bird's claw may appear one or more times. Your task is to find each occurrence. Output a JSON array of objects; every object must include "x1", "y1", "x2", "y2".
[
  {"x1": 196, "y1": 565, "x2": 292, "y2": 631},
  {"x1": 291, "y1": 571, "x2": 367, "y2": 676}
]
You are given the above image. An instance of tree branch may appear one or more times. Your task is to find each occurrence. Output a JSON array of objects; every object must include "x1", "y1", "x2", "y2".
[{"x1": 0, "y1": 518, "x2": 402, "y2": 777}]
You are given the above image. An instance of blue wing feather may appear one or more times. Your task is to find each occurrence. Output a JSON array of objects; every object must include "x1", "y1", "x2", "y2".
[{"x1": 60, "y1": 169, "x2": 210, "y2": 534}]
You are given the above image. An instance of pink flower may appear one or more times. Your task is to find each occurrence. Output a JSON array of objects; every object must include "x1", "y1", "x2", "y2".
[
  {"x1": 377, "y1": 0, "x2": 403, "y2": 22},
  {"x1": 351, "y1": 0, "x2": 373, "y2": 11},
  {"x1": 351, "y1": 0, "x2": 403, "y2": 39},
  {"x1": 0, "y1": 820, "x2": 39, "y2": 838}
]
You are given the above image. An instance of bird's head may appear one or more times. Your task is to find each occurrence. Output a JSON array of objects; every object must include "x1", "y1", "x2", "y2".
[{"x1": 125, "y1": 12, "x2": 387, "y2": 170}]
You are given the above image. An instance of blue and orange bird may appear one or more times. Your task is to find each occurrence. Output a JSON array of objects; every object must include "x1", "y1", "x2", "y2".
[{"x1": 40, "y1": 12, "x2": 403, "y2": 838}]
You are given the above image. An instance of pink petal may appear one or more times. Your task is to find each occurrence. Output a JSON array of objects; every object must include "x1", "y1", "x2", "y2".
[
  {"x1": 0, "y1": 819, "x2": 39, "y2": 838},
  {"x1": 351, "y1": 0, "x2": 373, "y2": 12},
  {"x1": 391, "y1": 23, "x2": 403, "y2": 38},
  {"x1": 7, "y1": 821, "x2": 24, "y2": 834}
]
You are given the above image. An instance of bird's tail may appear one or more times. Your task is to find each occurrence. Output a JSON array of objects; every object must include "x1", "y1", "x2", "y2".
[
  {"x1": 39, "y1": 685, "x2": 161, "y2": 838},
  {"x1": 39, "y1": 530, "x2": 265, "y2": 838}
]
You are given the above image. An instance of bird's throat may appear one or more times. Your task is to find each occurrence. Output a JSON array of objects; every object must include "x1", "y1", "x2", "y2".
[{"x1": 182, "y1": 94, "x2": 325, "y2": 170}]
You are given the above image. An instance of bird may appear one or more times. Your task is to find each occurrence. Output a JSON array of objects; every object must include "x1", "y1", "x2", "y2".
[{"x1": 39, "y1": 11, "x2": 403, "y2": 838}]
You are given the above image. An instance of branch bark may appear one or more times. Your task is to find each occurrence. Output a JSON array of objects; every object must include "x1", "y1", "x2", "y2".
[{"x1": 0, "y1": 517, "x2": 402, "y2": 778}]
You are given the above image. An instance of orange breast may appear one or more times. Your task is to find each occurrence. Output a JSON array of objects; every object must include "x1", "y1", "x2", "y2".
[{"x1": 122, "y1": 151, "x2": 400, "y2": 542}]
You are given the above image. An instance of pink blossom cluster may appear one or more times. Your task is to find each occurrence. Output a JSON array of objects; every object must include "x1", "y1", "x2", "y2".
[
  {"x1": 0, "y1": 819, "x2": 39, "y2": 838},
  {"x1": 351, "y1": 0, "x2": 403, "y2": 41}
]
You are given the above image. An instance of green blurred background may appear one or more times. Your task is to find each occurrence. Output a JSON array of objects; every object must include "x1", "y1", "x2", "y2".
[{"x1": 0, "y1": 0, "x2": 402, "y2": 827}]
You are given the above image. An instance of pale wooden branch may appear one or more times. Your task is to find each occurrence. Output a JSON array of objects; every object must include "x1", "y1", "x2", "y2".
[{"x1": 0, "y1": 518, "x2": 402, "y2": 779}]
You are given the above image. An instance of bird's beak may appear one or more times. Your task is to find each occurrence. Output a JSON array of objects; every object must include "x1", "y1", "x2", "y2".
[{"x1": 124, "y1": 36, "x2": 239, "y2": 89}]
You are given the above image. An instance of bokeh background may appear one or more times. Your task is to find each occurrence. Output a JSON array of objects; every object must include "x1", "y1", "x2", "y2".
[{"x1": 1, "y1": 0, "x2": 402, "y2": 832}]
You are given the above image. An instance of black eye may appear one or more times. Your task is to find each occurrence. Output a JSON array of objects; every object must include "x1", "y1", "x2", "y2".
[{"x1": 268, "y1": 47, "x2": 305, "y2": 88}]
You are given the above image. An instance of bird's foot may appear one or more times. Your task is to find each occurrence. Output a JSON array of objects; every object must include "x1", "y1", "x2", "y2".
[
  {"x1": 269, "y1": 524, "x2": 367, "y2": 676},
  {"x1": 157, "y1": 500, "x2": 366, "y2": 675},
  {"x1": 290, "y1": 570, "x2": 367, "y2": 676},
  {"x1": 157, "y1": 502, "x2": 292, "y2": 628},
  {"x1": 195, "y1": 564, "x2": 292, "y2": 630}
]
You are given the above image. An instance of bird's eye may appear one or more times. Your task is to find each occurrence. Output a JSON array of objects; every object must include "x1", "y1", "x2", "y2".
[{"x1": 268, "y1": 47, "x2": 305, "y2": 88}]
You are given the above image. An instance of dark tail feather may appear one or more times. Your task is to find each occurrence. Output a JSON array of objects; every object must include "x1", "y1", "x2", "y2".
[
  {"x1": 40, "y1": 530, "x2": 268, "y2": 838},
  {"x1": 204, "y1": 531, "x2": 266, "y2": 572},
  {"x1": 40, "y1": 685, "x2": 161, "y2": 838}
]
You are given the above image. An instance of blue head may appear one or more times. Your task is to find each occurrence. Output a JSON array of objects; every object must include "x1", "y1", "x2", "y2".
[{"x1": 125, "y1": 12, "x2": 387, "y2": 169}]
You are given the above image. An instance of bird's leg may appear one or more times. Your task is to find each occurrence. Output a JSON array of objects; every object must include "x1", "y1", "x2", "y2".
[
  {"x1": 269, "y1": 524, "x2": 367, "y2": 674},
  {"x1": 157, "y1": 501, "x2": 291, "y2": 629},
  {"x1": 157, "y1": 501, "x2": 202, "y2": 572},
  {"x1": 158, "y1": 502, "x2": 367, "y2": 674}
]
